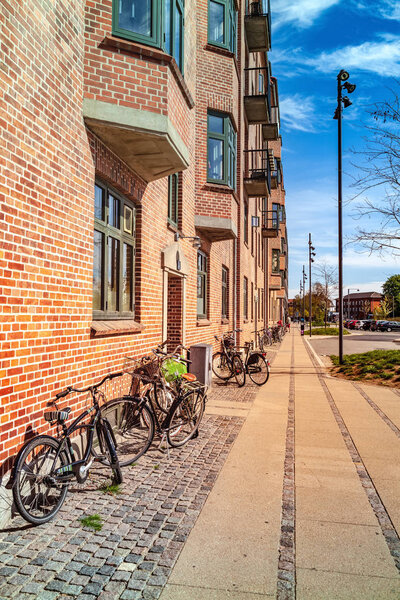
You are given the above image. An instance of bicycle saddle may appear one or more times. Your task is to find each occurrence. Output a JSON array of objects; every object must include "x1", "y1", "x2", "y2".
[
  {"x1": 181, "y1": 373, "x2": 197, "y2": 382},
  {"x1": 43, "y1": 407, "x2": 72, "y2": 424}
]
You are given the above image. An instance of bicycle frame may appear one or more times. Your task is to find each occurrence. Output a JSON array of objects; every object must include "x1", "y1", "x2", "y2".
[{"x1": 48, "y1": 405, "x2": 103, "y2": 483}]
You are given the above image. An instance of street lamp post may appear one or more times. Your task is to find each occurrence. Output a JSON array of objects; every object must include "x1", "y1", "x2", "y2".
[
  {"x1": 347, "y1": 287, "x2": 359, "y2": 320},
  {"x1": 309, "y1": 233, "x2": 316, "y2": 337},
  {"x1": 334, "y1": 69, "x2": 356, "y2": 364},
  {"x1": 302, "y1": 265, "x2": 307, "y2": 321}
]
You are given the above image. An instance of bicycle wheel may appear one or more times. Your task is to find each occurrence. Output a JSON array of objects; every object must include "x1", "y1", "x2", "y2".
[
  {"x1": 13, "y1": 435, "x2": 69, "y2": 525},
  {"x1": 247, "y1": 353, "x2": 270, "y2": 386},
  {"x1": 98, "y1": 399, "x2": 155, "y2": 466},
  {"x1": 98, "y1": 422, "x2": 123, "y2": 484},
  {"x1": 167, "y1": 390, "x2": 205, "y2": 448},
  {"x1": 212, "y1": 352, "x2": 231, "y2": 380},
  {"x1": 148, "y1": 383, "x2": 175, "y2": 415},
  {"x1": 232, "y1": 355, "x2": 246, "y2": 387}
]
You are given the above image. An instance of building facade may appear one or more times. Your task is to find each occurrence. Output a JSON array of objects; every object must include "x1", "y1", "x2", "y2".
[
  {"x1": 335, "y1": 292, "x2": 383, "y2": 319},
  {"x1": 0, "y1": 0, "x2": 287, "y2": 521}
]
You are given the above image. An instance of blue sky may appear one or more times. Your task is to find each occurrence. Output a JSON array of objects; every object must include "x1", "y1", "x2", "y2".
[{"x1": 269, "y1": 0, "x2": 400, "y2": 299}]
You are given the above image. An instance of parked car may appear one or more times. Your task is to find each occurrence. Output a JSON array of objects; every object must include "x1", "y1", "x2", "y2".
[
  {"x1": 371, "y1": 320, "x2": 387, "y2": 331},
  {"x1": 362, "y1": 320, "x2": 374, "y2": 330},
  {"x1": 377, "y1": 321, "x2": 400, "y2": 332},
  {"x1": 347, "y1": 320, "x2": 358, "y2": 330},
  {"x1": 354, "y1": 320, "x2": 366, "y2": 330}
]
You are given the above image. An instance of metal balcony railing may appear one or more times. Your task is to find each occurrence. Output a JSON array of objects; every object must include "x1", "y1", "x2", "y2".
[
  {"x1": 244, "y1": 149, "x2": 271, "y2": 197},
  {"x1": 271, "y1": 158, "x2": 283, "y2": 189},
  {"x1": 244, "y1": 0, "x2": 271, "y2": 52},
  {"x1": 244, "y1": 67, "x2": 271, "y2": 124},
  {"x1": 261, "y1": 209, "x2": 279, "y2": 238}
]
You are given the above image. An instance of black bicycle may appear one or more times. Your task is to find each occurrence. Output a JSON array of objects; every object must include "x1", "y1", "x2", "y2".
[
  {"x1": 212, "y1": 330, "x2": 246, "y2": 387},
  {"x1": 98, "y1": 347, "x2": 207, "y2": 466},
  {"x1": 241, "y1": 341, "x2": 270, "y2": 385},
  {"x1": 12, "y1": 373, "x2": 123, "y2": 525}
]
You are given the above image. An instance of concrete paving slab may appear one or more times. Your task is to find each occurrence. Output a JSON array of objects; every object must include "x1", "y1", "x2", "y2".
[
  {"x1": 357, "y1": 383, "x2": 400, "y2": 430},
  {"x1": 297, "y1": 568, "x2": 400, "y2": 600},
  {"x1": 296, "y1": 521, "x2": 398, "y2": 578},
  {"x1": 159, "y1": 377, "x2": 289, "y2": 599},
  {"x1": 296, "y1": 486, "x2": 378, "y2": 526},
  {"x1": 161, "y1": 582, "x2": 275, "y2": 599}
]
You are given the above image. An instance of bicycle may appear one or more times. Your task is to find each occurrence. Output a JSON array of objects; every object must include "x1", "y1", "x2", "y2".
[
  {"x1": 12, "y1": 373, "x2": 123, "y2": 525},
  {"x1": 212, "y1": 330, "x2": 246, "y2": 387},
  {"x1": 98, "y1": 345, "x2": 207, "y2": 466},
  {"x1": 241, "y1": 341, "x2": 270, "y2": 385},
  {"x1": 252, "y1": 328, "x2": 272, "y2": 351}
]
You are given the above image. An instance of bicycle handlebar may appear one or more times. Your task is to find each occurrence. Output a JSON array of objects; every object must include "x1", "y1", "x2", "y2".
[{"x1": 55, "y1": 372, "x2": 123, "y2": 398}]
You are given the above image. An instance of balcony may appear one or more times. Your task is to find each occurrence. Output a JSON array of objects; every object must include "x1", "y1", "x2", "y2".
[
  {"x1": 245, "y1": 0, "x2": 271, "y2": 53},
  {"x1": 244, "y1": 149, "x2": 271, "y2": 197},
  {"x1": 263, "y1": 106, "x2": 279, "y2": 141},
  {"x1": 244, "y1": 67, "x2": 271, "y2": 125},
  {"x1": 261, "y1": 210, "x2": 279, "y2": 238}
]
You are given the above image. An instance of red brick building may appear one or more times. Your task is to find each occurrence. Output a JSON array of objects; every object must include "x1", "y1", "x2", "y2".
[
  {"x1": 0, "y1": 0, "x2": 287, "y2": 522},
  {"x1": 335, "y1": 292, "x2": 383, "y2": 319}
]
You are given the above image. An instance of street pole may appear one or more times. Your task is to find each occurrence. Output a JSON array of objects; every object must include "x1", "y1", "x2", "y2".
[
  {"x1": 308, "y1": 233, "x2": 315, "y2": 337},
  {"x1": 302, "y1": 265, "x2": 306, "y2": 321},
  {"x1": 337, "y1": 76, "x2": 344, "y2": 364},
  {"x1": 347, "y1": 289, "x2": 350, "y2": 320},
  {"x1": 334, "y1": 69, "x2": 356, "y2": 364}
]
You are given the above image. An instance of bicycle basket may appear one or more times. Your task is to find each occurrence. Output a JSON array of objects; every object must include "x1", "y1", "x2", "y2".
[
  {"x1": 161, "y1": 357, "x2": 187, "y2": 382},
  {"x1": 223, "y1": 336, "x2": 235, "y2": 348},
  {"x1": 123, "y1": 356, "x2": 159, "y2": 395}
]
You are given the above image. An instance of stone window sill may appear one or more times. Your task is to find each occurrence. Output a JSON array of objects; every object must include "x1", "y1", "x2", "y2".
[
  {"x1": 221, "y1": 318, "x2": 229, "y2": 325},
  {"x1": 91, "y1": 320, "x2": 144, "y2": 338},
  {"x1": 197, "y1": 319, "x2": 211, "y2": 327}
]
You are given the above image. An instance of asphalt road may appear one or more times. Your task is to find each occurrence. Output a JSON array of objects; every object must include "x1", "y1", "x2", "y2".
[{"x1": 308, "y1": 330, "x2": 400, "y2": 357}]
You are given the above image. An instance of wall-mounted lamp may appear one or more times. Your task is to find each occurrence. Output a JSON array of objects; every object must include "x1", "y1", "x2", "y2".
[{"x1": 174, "y1": 232, "x2": 201, "y2": 249}]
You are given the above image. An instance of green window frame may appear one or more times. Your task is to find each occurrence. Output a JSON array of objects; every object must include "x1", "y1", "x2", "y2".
[
  {"x1": 112, "y1": 0, "x2": 185, "y2": 72},
  {"x1": 243, "y1": 276, "x2": 248, "y2": 320},
  {"x1": 197, "y1": 251, "x2": 208, "y2": 318},
  {"x1": 272, "y1": 249, "x2": 280, "y2": 273},
  {"x1": 208, "y1": 0, "x2": 237, "y2": 54},
  {"x1": 93, "y1": 181, "x2": 136, "y2": 320},
  {"x1": 168, "y1": 172, "x2": 179, "y2": 226},
  {"x1": 207, "y1": 110, "x2": 236, "y2": 188},
  {"x1": 222, "y1": 266, "x2": 228, "y2": 318}
]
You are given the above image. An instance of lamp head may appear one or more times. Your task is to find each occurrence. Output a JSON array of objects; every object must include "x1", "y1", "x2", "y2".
[
  {"x1": 338, "y1": 69, "x2": 350, "y2": 81},
  {"x1": 342, "y1": 96, "x2": 352, "y2": 108},
  {"x1": 343, "y1": 81, "x2": 356, "y2": 94},
  {"x1": 192, "y1": 237, "x2": 201, "y2": 249}
]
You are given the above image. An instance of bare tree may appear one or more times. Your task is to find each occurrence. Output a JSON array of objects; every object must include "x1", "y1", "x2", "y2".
[
  {"x1": 350, "y1": 84, "x2": 400, "y2": 255},
  {"x1": 314, "y1": 262, "x2": 338, "y2": 328}
]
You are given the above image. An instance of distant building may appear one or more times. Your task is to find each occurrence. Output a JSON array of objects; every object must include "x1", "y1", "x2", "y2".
[{"x1": 335, "y1": 292, "x2": 383, "y2": 319}]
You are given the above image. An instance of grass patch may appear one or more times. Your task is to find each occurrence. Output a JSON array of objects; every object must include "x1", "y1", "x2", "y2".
[
  {"x1": 153, "y1": 464, "x2": 160, "y2": 470},
  {"x1": 311, "y1": 327, "x2": 350, "y2": 336},
  {"x1": 99, "y1": 483, "x2": 122, "y2": 495},
  {"x1": 80, "y1": 514, "x2": 103, "y2": 531},
  {"x1": 330, "y1": 350, "x2": 400, "y2": 386}
]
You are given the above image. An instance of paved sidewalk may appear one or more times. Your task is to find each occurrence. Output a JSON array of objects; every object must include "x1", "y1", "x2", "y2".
[{"x1": 1, "y1": 333, "x2": 400, "y2": 599}]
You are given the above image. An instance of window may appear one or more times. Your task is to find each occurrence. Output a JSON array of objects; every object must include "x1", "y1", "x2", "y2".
[
  {"x1": 244, "y1": 202, "x2": 248, "y2": 244},
  {"x1": 222, "y1": 266, "x2": 228, "y2": 318},
  {"x1": 113, "y1": 0, "x2": 184, "y2": 71},
  {"x1": 243, "y1": 276, "x2": 248, "y2": 320},
  {"x1": 207, "y1": 111, "x2": 236, "y2": 188},
  {"x1": 93, "y1": 182, "x2": 136, "y2": 318},
  {"x1": 168, "y1": 173, "x2": 179, "y2": 226},
  {"x1": 208, "y1": 0, "x2": 237, "y2": 53},
  {"x1": 272, "y1": 249, "x2": 280, "y2": 273},
  {"x1": 197, "y1": 251, "x2": 208, "y2": 318}
]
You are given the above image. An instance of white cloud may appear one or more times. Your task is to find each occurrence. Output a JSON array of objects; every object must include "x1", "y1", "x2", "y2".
[
  {"x1": 279, "y1": 94, "x2": 318, "y2": 132},
  {"x1": 271, "y1": 0, "x2": 341, "y2": 28},
  {"x1": 304, "y1": 36, "x2": 400, "y2": 77},
  {"x1": 378, "y1": 1, "x2": 400, "y2": 21}
]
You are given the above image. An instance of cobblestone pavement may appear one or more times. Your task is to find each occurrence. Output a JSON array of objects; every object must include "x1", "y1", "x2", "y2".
[{"x1": 0, "y1": 382, "x2": 258, "y2": 600}]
